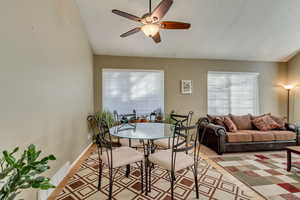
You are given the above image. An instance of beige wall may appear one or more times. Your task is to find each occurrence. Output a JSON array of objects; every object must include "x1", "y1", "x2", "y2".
[
  {"x1": 0, "y1": 0, "x2": 93, "y2": 198},
  {"x1": 288, "y1": 52, "x2": 300, "y2": 123},
  {"x1": 94, "y1": 55, "x2": 287, "y2": 121}
]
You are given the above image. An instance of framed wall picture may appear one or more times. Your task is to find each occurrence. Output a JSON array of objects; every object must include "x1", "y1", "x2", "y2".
[{"x1": 181, "y1": 80, "x2": 192, "y2": 94}]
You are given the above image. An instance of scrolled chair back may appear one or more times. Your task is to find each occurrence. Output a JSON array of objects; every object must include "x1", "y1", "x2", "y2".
[
  {"x1": 95, "y1": 120, "x2": 115, "y2": 170},
  {"x1": 169, "y1": 111, "x2": 194, "y2": 150},
  {"x1": 96, "y1": 120, "x2": 113, "y2": 149},
  {"x1": 113, "y1": 110, "x2": 137, "y2": 124},
  {"x1": 170, "y1": 120, "x2": 199, "y2": 172},
  {"x1": 170, "y1": 117, "x2": 209, "y2": 171},
  {"x1": 170, "y1": 111, "x2": 193, "y2": 126}
]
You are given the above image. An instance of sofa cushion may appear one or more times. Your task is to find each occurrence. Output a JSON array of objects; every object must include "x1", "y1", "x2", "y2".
[
  {"x1": 230, "y1": 114, "x2": 252, "y2": 130},
  {"x1": 224, "y1": 116, "x2": 237, "y2": 132},
  {"x1": 241, "y1": 130, "x2": 275, "y2": 142},
  {"x1": 227, "y1": 131, "x2": 252, "y2": 143},
  {"x1": 252, "y1": 115, "x2": 280, "y2": 131},
  {"x1": 270, "y1": 115, "x2": 287, "y2": 130},
  {"x1": 271, "y1": 131, "x2": 296, "y2": 141},
  {"x1": 250, "y1": 113, "x2": 271, "y2": 120}
]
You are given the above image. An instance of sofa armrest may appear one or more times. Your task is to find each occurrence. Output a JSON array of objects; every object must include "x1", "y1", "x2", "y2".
[
  {"x1": 285, "y1": 123, "x2": 300, "y2": 145},
  {"x1": 286, "y1": 123, "x2": 297, "y2": 132},
  {"x1": 199, "y1": 122, "x2": 227, "y2": 155},
  {"x1": 197, "y1": 117, "x2": 210, "y2": 127},
  {"x1": 206, "y1": 123, "x2": 227, "y2": 136}
]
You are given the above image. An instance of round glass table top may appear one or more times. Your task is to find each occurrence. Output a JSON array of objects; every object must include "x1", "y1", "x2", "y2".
[{"x1": 109, "y1": 123, "x2": 175, "y2": 140}]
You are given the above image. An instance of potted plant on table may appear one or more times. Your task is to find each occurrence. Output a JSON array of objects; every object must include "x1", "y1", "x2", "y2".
[
  {"x1": 0, "y1": 144, "x2": 56, "y2": 200},
  {"x1": 139, "y1": 115, "x2": 148, "y2": 123}
]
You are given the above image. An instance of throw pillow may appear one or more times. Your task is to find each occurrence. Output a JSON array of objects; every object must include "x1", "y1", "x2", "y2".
[
  {"x1": 270, "y1": 115, "x2": 287, "y2": 130},
  {"x1": 224, "y1": 117, "x2": 238, "y2": 132},
  {"x1": 230, "y1": 114, "x2": 252, "y2": 130},
  {"x1": 252, "y1": 115, "x2": 281, "y2": 131},
  {"x1": 250, "y1": 113, "x2": 271, "y2": 129},
  {"x1": 207, "y1": 114, "x2": 227, "y2": 129}
]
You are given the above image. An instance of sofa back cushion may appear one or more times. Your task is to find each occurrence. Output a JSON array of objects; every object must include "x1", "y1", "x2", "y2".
[
  {"x1": 250, "y1": 113, "x2": 271, "y2": 120},
  {"x1": 230, "y1": 114, "x2": 253, "y2": 130},
  {"x1": 252, "y1": 115, "x2": 280, "y2": 131}
]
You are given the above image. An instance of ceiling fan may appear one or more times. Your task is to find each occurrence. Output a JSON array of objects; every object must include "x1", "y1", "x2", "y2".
[{"x1": 112, "y1": 0, "x2": 191, "y2": 44}]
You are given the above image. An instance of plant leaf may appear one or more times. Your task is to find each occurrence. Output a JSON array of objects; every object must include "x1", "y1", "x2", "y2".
[
  {"x1": 3, "y1": 151, "x2": 15, "y2": 167},
  {"x1": 9, "y1": 147, "x2": 19, "y2": 156},
  {"x1": 7, "y1": 192, "x2": 20, "y2": 200}
]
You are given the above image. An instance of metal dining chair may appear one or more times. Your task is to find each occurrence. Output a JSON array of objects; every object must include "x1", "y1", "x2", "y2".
[
  {"x1": 113, "y1": 110, "x2": 142, "y2": 148},
  {"x1": 155, "y1": 111, "x2": 194, "y2": 150},
  {"x1": 148, "y1": 120, "x2": 202, "y2": 200},
  {"x1": 96, "y1": 120, "x2": 144, "y2": 199}
]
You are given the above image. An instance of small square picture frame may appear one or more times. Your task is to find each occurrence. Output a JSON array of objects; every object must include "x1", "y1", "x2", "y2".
[{"x1": 181, "y1": 80, "x2": 192, "y2": 94}]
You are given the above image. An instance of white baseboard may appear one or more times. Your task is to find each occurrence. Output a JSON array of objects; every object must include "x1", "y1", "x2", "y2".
[
  {"x1": 68, "y1": 143, "x2": 93, "y2": 172},
  {"x1": 38, "y1": 142, "x2": 93, "y2": 200}
]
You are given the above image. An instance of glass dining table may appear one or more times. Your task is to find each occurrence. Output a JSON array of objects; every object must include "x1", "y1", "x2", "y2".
[
  {"x1": 109, "y1": 122, "x2": 175, "y2": 195},
  {"x1": 110, "y1": 122, "x2": 175, "y2": 140}
]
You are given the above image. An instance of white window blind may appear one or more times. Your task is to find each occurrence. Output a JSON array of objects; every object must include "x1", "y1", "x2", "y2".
[
  {"x1": 208, "y1": 71, "x2": 259, "y2": 115},
  {"x1": 102, "y1": 69, "x2": 164, "y2": 115}
]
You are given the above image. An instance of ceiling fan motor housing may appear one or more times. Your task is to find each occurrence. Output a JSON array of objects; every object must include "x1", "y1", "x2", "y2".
[{"x1": 141, "y1": 13, "x2": 158, "y2": 24}]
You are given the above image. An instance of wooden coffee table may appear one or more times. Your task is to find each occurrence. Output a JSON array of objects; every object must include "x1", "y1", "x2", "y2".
[{"x1": 286, "y1": 146, "x2": 300, "y2": 171}]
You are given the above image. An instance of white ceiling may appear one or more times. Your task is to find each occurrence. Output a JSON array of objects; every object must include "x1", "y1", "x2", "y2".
[{"x1": 75, "y1": 0, "x2": 300, "y2": 62}]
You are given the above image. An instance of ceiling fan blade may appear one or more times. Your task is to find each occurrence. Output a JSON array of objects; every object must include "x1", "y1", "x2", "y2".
[
  {"x1": 152, "y1": 32, "x2": 161, "y2": 43},
  {"x1": 112, "y1": 9, "x2": 142, "y2": 22},
  {"x1": 160, "y1": 21, "x2": 191, "y2": 29},
  {"x1": 150, "y1": 0, "x2": 173, "y2": 22},
  {"x1": 120, "y1": 27, "x2": 141, "y2": 38}
]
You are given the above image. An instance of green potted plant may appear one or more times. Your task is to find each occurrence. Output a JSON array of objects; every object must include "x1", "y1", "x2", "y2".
[
  {"x1": 0, "y1": 144, "x2": 56, "y2": 200},
  {"x1": 87, "y1": 110, "x2": 120, "y2": 145},
  {"x1": 95, "y1": 110, "x2": 116, "y2": 128}
]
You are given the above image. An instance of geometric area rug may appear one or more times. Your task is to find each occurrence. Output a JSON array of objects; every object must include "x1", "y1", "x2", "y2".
[
  {"x1": 212, "y1": 153, "x2": 300, "y2": 200},
  {"x1": 54, "y1": 149, "x2": 252, "y2": 200}
]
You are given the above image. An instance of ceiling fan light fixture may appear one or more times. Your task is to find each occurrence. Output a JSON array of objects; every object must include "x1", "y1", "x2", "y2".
[{"x1": 141, "y1": 24, "x2": 160, "y2": 37}]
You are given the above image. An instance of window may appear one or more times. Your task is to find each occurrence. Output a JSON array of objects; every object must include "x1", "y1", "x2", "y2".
[
  {"x1": 208, "y1": 71, "x2": 259, "y2": 115},
  {"x1": 102, "y1": 69, "x2": 164, "y2": 115}
]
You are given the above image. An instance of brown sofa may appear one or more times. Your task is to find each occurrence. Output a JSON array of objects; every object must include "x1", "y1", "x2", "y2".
[{"x1": 198, "y1": 116, "x2": 299, "y2": 155}]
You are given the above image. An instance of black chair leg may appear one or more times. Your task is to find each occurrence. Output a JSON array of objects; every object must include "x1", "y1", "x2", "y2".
[
  {"x1": 140, "y1": 161, "x2": 144, "y2": 193},
  {"x1": 149, "y1": 162, "x2": 152, "y2": 192},
  {"x1": 98, "y1": 161, "x2": 103, "y2": 190},
  {"x1": 125, "y1": 164, "x2": 130, "y2": 177},
  {"x1": 194, "y1": 168, "x2": 199, "y2": 199},
  {"x1": 108, "y1": 168, "x2": 113, "y2": 200},
  {"x1": 145, "y1": 160, "x2": 148, "y2": 195},
  {"x1": 170, "y1": 172, "x2": 175, "y2": 200}
]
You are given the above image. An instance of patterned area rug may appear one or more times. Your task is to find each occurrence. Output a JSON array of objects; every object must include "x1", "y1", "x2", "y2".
[
  {"x1": 55, "y1": 149, "x2": 251, "y2": 200},
  {"x1": 212, "y1": 153, "x2": 300, "y2": 200}
]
